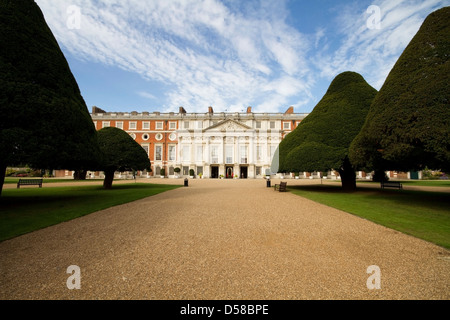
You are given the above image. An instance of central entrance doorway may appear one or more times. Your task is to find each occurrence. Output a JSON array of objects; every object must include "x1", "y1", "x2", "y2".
[
  {"x1": 240, "y1": 166, "x2": 248, "y2": 179},
  {"x1": 211, "y1": 166, "x2": 219, "y2": 179},
  {"x1": 226, "y1": 166, "x2": 234, "y2": 179}
]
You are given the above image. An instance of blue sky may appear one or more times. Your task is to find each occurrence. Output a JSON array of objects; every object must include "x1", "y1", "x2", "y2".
[{"x1": 35, "y1": 0, "x2": 448, "y2": 114}]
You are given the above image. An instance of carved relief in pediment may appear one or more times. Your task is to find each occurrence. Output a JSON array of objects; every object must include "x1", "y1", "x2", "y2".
[{"x1": 206, "y1": 119, "x2": 250, "y2": 132}]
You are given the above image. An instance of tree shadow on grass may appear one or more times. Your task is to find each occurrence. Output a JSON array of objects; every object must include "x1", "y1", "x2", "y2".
[
  {"x1": 290, "y1": 184, "x2": 347, "y2": 193},
  {"x1": 289, "y1": 184, "x2": 450, "y2": 211},
  {"x1": 0, "y1": 183, "x2": 183, "y2": 242},
  {"x1": 0, "y1": 183, "x2": 181, "y2": 213}
]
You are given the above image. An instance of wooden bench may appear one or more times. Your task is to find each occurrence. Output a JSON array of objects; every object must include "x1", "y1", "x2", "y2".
[
  {"x1": 274, "y1": 181, "x2": 287, "y2": 192},
  {"x1": 17, "y1": 179, "x2": 43, "y2": 189},
  {"x1": 381, "y1": 181, "x2": 402, "y2": 190}
]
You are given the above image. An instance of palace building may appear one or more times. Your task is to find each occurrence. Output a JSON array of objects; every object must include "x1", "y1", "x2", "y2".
[{"x1": 90, "y1": 106, "x2": 308, "y2": 179}]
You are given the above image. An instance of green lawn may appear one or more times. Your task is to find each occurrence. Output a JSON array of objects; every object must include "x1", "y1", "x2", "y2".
[
  {"x1": 355, "y1": 179, "x2": 450, "y2": 187},
  {"x1": 290, "y1": 184, "x2": 450, "y2": 249},
  {"x1": 0, "y1": 183, "x2": 181, "y2": 242},
  {"x1": 4, "y1": 177, "x2": 111, "y2": 184}
]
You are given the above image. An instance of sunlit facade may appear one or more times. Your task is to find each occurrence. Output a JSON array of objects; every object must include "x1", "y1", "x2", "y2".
[{"x1": 91, "y1": 106, "x2": 308, "y2": 178}]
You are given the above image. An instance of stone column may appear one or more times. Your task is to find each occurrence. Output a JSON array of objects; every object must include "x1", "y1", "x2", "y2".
[
  {"x1": 205, "y1": 136, "x2": 210, "y2": 178},
  {"x1": 249, "y1": 135, "x2": 254, "y2": 165},
  {"x1": 248, "y1": 165, "x2": 255, "y2": 179}
]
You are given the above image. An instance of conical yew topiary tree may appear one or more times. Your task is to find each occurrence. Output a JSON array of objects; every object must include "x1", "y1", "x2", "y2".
[
  {"x1": 0, "y1": 0, "x2": 100, "y2": 196},
  {"x1": 277, "y1": 71, "x2": 377, "y2": 191},
  {"x1": 97, "y1": 127, "x2": 151, "y2": 189},
  {"x1": 349, "y1": 7, "x2": 450, "y2": 174}
]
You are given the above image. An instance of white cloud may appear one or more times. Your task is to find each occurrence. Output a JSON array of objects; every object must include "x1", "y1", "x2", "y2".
[
  {"x1": 312, "y1": 0, "x2": 446, "y2": 90},
  {"x1": 137, "y1": 91, "x2": 157, "y2": 100},
  {"x1": 35, "y1": 0, "x2": 312, "y2": 113},
  {"x1": 34, "y1": 0, "x2": 445, "y2": 113},
  {"x1": 314, "y1": 28, "x2": 326, "y2": 49}
]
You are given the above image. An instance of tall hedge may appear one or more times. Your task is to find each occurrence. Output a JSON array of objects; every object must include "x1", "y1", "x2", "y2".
[
  {"x1": 349, "y1": 7, "x2": 450, "y2": 173},
  {"x1": 278, "y1": 72, "x2": 377, "y2": 190},
  {"x1": 0, "y1": 0, "x2": 100, "y2": 195}
]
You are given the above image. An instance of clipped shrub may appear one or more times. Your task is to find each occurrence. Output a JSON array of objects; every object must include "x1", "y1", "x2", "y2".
[{"x1": 278, "y1": 71, "x2": 377, "y2": 191}]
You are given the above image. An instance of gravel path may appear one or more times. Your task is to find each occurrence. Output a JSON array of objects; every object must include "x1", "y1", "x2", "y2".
[{"x1": 0, "y1": 179, "x2": 449, "y2": 300}]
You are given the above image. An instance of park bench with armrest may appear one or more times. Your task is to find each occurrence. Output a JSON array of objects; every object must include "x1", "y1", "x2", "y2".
[
  {"x1": 17, "y1": 179, "x2": 43, "y2": 189},
  {"x1": 274, "y1": 181, "x2": 287, "y2": 192},
  {"x1": 380, "y1": 181, "x2": 402, "y2": 190}
]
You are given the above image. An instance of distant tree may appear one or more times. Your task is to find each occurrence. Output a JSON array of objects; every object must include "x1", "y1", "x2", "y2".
[
  {"x1": 0, "y1": 0, "x2": 100, "y2": 196},
  {"x1": 349, "y1": 7, "x2": 450, "y2": 174},
  {"x1": 278, "y1": 72, "x2": 377, "y2": 191},
  {"x1": 73, "y1": 170, "x2": 88, "y2": 180},
  {"x1": 97, "y1": 127, "x2": 151, "y2": 189}
]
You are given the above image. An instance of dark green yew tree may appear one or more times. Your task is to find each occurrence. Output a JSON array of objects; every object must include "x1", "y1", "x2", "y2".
[
  {"x1": 349, "y1": 7, "x2": 450, "y2": 174},
  {"x1": 278, "y1": 72, "x2": 377, "y2": 191},
  {"x1": 97, "y1": 127, "x2": 151, "y2": 189},
  {"x1": 0, "y1": 0, "x2": 100, "y2": 195}
]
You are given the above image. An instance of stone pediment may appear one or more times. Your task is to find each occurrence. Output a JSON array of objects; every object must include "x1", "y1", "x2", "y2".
[{"x1": 205, "y1": 119, "x2": 251, "y2": 132}]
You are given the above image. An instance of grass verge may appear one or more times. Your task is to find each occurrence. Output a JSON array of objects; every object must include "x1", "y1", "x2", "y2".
[
  {"x1": 290, "y1": 184, "x2": 450, "y2": 249},
  {"x1": 355, "y1": 179, "x2": 450, "y2": 187},
  {"x1": 4, "y1": 177, "x2": 112, "y2": 184},
  {"x1": 0, "y1": 183, "x2": 181, "y2": 242}
]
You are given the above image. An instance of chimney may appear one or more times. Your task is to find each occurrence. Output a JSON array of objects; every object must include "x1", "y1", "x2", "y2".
[
  {"x1": 284, "y1": 106, "x2": 294, "y2": 114},
  {"x1": 179, "y1": 107, "x2": 186, "y2": 114},
  {"x1": 247, "y1": 106, "x2": 252, "y2": 113},
  {"x1": 92, "y1": 106, "x2": 106, "y2": 114},
  {"x1": 208, "y1": 106, "x2": 214, "y2": 114}
]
